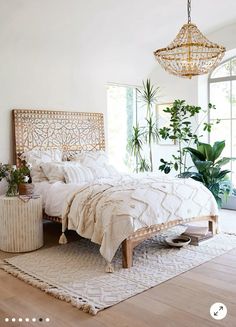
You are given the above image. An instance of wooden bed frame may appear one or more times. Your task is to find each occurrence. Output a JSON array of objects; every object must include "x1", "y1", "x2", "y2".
[{"x1": 12, "y1": 109, "x2": 218, "y2": 268}]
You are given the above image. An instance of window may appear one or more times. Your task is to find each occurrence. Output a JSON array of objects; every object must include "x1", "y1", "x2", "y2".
[
  {"x1": 107, "y1": 84, "x2": 143, "y2": 171},
  {"x1": 209, "y1": 57, "x2": 236, "y2": 191}
]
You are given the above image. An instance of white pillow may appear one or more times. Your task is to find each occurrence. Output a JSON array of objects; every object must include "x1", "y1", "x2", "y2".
[
  {"x1": 70, "y1": 151, "x2": 108, "y2": 165},
  {"x1": 86, "y1": 162, "x2": 110, "y2": 179},
  {"x1": 41, "y1": 161, "x2": 80, "y2": 184},
  {"x1": 70, "y1": 150, "x2": 119, "y2": 178},
  {"x1": 20, "y1": 148, "x2": 63, "y2": 183},
  {"x1": 63, "y1": 164, "x2": 94, "y2": 184},
  {"x1": 21, "y1": 148, "x2": 62, "y2": 163},
  {"x1": 40, "y1": 162, "x2": 65, "y2": 183}
]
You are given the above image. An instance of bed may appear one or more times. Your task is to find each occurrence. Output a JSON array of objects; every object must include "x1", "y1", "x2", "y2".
[{"x1": 12, "y1": 109, "x2": 219, "y2": 269}]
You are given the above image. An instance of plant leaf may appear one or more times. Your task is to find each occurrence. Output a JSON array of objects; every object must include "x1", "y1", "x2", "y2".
[{"x1": 212, "y1": 141, "x2": 225, "y2": 161}]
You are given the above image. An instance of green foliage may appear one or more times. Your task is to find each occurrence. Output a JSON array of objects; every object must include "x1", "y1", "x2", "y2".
[
  {"x1": 138, "y1": 158, "x2": 150, "y2": 172},
  {"x1": 180, "y1": 141, "x2": 233, "y2": 207},
  {"x1": 128, "y1": 126, "x2": 144, "y2": 158},
  {"x1": 158, "y1": 100, "x2": 219, "y2": 175},
  {"x1": 129, "y1": 79, "x2": 159, "y2": 172},
  {"x1": 0, "y1": 164, "x2": 31, "y2": 196},
  {"x1": 137, "y1": 79, "x2": 159, "y2": 118}
]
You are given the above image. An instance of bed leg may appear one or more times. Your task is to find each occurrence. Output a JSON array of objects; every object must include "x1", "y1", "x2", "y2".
[
  {"x1": 122, "y1": 239, "x2": 133, "y2": 268},
  {"x1": 209, "y1": 215, "x2": 219, "y2": 235}
]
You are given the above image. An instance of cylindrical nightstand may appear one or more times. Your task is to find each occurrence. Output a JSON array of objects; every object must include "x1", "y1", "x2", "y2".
[{"x1": 0, "y1": 196, "x2": 43, "y2": 252}]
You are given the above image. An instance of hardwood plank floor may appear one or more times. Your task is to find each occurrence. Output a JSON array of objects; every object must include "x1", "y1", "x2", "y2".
[{"x1": 0, "y1": 222, "x2": 236, "y2": 327}]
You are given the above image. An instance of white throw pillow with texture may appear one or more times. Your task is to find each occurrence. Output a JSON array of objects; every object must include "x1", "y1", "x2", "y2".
[
  {"x1": 41, "y1": 161, "x2": 80, "y2": 184},
  {"x1": 70, "y1": 150, "x2": 119, "y2": 178},
  {"x1": 20, "y1": 148, "x2": 63, "y2": 183},
  {"x1": 63, "y1": 164, "x2": 94, "y2": 184},
  {"x1": 70, "y1": 151, "x2": 108, "y2": 165}
]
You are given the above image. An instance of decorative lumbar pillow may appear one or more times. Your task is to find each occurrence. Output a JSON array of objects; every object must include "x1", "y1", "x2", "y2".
[
  {"x1": 63, "y1": 164, "x2": 94, "y2": 184},
  {"x1": 20, "y1": 148, "x2": 63, "y2": 183}
]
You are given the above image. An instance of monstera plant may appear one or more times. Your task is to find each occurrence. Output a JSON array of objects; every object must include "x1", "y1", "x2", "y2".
[{"x1": 180, "y1": 141, "x2": 233, "y2": 207}]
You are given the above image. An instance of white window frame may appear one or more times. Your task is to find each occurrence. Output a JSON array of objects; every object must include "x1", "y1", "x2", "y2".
[{"x1": 208, "y1": 56, "x2": 236, "y2": 207}]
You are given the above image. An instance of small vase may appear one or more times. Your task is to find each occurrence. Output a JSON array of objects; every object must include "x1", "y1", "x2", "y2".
[
  {"x1": 6, "y1": 183, "x2": 19, "y2": 197},
  {"x1": 0, "y1": 178, "x2": 8, "y2": 196}
]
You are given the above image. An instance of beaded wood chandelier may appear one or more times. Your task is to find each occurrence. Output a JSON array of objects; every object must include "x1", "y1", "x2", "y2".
[{"x1": 154, "y1": 0, "x2": 226, "y2": 79}]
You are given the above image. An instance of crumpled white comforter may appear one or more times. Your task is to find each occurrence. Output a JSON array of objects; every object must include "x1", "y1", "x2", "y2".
[{"x1": 59, "y1": 173, "x2": 218, "y2": 263}]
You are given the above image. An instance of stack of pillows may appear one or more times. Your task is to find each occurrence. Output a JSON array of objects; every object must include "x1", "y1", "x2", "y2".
[{"x1": 20, "y1": 148, "x2": 119, "y2": 184}]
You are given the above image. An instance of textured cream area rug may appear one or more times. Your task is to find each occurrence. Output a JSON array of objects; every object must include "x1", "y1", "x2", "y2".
[{"x1": 1, "y1": 228, "x2": 236, "y2": 315}]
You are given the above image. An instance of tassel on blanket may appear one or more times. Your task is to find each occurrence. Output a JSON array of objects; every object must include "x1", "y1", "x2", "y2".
[
  {"x1": 105, "y1": 262, "x2": 114, "y2": 273},
  {"x1": 59, "y1": 232, "x2": 68, "y2": 245}
]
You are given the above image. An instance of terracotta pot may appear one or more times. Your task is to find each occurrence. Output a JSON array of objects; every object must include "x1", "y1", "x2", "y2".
[{"x1": 18, "y1": 183, "x2": 34, "y2": 196}]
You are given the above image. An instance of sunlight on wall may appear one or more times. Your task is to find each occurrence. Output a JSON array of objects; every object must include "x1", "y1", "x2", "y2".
[{"x1": 107, "y1": 85, "x2": 136, "y2": 172}]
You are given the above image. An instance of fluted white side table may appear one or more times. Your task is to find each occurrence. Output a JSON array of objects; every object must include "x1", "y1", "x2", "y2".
[{"x1": 0, "y1": 196, "x2": 43, "y2": 252}]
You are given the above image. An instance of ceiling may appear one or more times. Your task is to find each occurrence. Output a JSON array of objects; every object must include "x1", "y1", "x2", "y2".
[{"x1": 1, "y1": 0, "x2": 236, "y2": 85}]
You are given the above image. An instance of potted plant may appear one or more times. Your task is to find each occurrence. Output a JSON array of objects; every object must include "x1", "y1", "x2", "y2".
[
  {"x1": 179, "y1": 141, "x2": 233, "y2": 207},
  {"x1": 18, "y1": 164, "x2": 33, "y2": 196},
  {"x1": 0, "y1": 164, "x2": 33, "y2": 197},
  {"x1": 158, "y1": 100, "x2": 219, "y2": 175}
]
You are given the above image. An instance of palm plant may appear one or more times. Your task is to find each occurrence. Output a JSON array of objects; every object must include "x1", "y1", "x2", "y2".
[
  {"x1": 129, "y1": 79, "x2": 159, "y2": 172},
  {"x1": 180, "y1": 141, "x2": 233, "y2": 207},
  {"x1": 128, "y1": 126, "x2": 145, "y2": 173}
]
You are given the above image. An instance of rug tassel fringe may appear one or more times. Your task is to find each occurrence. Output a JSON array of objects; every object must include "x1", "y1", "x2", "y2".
[
  {"x1": 105, "y1": 262, "x2": 114, "y2": 273},
  {"x1": 1, "y1": 261, "x2": 99, "y2": 316},
  {"x1": 59, "y1": 232, "x2": 68, "y2": 245}
]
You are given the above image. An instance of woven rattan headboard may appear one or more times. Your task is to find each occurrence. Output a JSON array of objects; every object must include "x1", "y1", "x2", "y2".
[{"x1": 12, "y1": 109, "x2": 105, "y2": 166}]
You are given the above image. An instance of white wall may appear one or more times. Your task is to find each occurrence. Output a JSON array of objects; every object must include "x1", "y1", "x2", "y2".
[
  {"x1": 0, "y1": 0, "x2": 152, "y2": 163},
  {"x1": 0, "y1": 0, "x2": 235, "y2": 166}
]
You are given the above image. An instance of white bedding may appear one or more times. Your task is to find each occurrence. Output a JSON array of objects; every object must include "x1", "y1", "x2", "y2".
[
  {"x1": 34, "y1": 181, "x2": 84, "y2": 217},
  {"x1": 35, "y1": 173, "x2": 218, "y2": 263}
]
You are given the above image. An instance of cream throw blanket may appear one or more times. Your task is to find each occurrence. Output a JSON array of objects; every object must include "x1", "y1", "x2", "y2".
[{"x1": 61, "y1": 174, "x2": 218, "y2": 262}]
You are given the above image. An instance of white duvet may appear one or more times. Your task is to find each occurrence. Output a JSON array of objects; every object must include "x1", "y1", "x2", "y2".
[{"x1": 36, "y1": 173, "x2": 218, "y2": 263}]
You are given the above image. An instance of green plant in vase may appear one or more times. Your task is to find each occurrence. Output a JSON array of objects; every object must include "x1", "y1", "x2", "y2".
[{"x1": 3, "y1": 164, "x2": 31, "y2": 197}]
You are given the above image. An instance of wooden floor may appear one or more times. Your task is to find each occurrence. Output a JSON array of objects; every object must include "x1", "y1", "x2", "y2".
[{"x1": 0, "y1": 222, "x2": 236, "y2": 327}]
